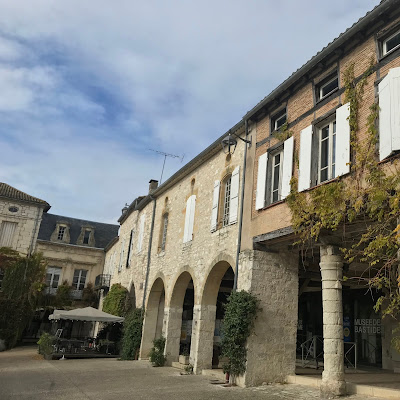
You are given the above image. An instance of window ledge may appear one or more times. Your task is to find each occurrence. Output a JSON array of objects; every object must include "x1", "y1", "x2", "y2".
[
  {"x1": 258, "y1": 199, "x2": 285, "y2": 212},
  {"x1": 379, "y1": 45, "x2": 400, "y2": 62},
  {"x1": 316, "y1": 87, "x2": 339, "y2": 105}
]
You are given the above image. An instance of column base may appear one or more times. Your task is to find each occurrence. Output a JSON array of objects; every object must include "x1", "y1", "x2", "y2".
[{"x1": 320, "y1": 378, "x2": 346, "y2": 399}]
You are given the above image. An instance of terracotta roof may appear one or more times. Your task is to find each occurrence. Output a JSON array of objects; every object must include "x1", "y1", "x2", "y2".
[{"x1": 0, "y1": 182, "x2": 50, "y2": 211}]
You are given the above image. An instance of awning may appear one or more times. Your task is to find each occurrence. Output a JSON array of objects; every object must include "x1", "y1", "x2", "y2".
[{"x1": 48, "y1": 307, "x2": 124, "y2": 323}]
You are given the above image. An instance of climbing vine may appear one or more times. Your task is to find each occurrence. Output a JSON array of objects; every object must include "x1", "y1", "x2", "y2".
[
  {"x1": 120, "y1": 308, "x2": 144, "y2": 360},
  {"x1": 272, "y1": 121, "x2": 294, "y2": 142},
  {"x1": 102, "y1": 283, "x2": 131, "y2": 317},
  {"x1": 221, "y1": 290, "x2": 260, "y2": 378},
  {"x1": 286, "y1": 59, "x2": 400, "y2": 339}
]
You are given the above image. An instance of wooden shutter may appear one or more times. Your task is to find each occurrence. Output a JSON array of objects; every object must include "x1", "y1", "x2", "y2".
[
  {"x1": 255, "y1": 153, "x2": 268, "y2": 210},
  {"x1": 379, "y1": 72, "x2": 392, "y2": 160},
  {"x1": 0, "y1": 222, "x2": 17, "y2": 248},
  {"x1": 379, "y1": 67, "x2": 400, "y2": 161},
  {"x1": 281, "y1": 136, "x2": 294, "y2": 199},
  {"x1": 126, "y1": 229, "x2": 134, "y2": 267},
  {"x1": 229, "y1": 166, "x2": 240, "y2": 225},
  {"x1": 184, "y1": 195, "x2": 196, "y2": 243},
  {"x1": 137, "y1": 214, "x2": 146, "y2": 252},
  {"x1": 298, "y1": 125, "x2": 313, "y2": 192},
  {"x1": 118, "y1": 239, "x2": 125, "y2": 272},
  {"x1": 210, "y1": 180, "x2": 220, "y2": 232},
  {"x1": 335, "y1": 102, "x2": 351, "y2": 177}
]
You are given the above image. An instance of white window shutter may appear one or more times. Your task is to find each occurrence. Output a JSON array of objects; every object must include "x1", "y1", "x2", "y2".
[
  {"x1": 298, "y1": 125, "x2": 313, "y2": 192},
  {"x1": 255, "y1": 153, "x2": 268, "y2": 210},
  {"x1": 335, "y1": 102, "x2": 351, "y2": 177},
  {"x1": 229, "y1": 166, "x2": 240, "y2": 225},
  {"x1": 0, "y1": 222, "x2": 17, "y2": 247},
  {"x1": 184, "y1": 195, "x2": 196, "y2": 243},
  {"x1": 118, "y1": 239, "x2": 125, "y2": 272},
  {"x1": 137, "y1": 214, "x2": 145, "y2": 252},
  {"x1": 281, "y1": 136, "x2": 294, "y2": 199},
  {"x1": 391, "y1": 68, "x2": 400, "y2": 152},
  {"x1": 210, "y1": 180, "x2": 220, "y2": 232}
]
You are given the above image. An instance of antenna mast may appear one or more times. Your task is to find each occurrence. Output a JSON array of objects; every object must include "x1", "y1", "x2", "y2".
[{"x1": 149, "y1": 149, "x2": 184, "y2": 184}]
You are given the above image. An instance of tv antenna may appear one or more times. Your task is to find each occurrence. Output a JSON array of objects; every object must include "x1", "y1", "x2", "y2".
[{"x1": 149, "y1": 149, "x2": 184, "y2": 184}]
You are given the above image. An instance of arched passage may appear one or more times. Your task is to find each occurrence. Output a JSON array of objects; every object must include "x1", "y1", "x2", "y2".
[
  {"x1": 191, "y1": 261, "x2": 234, "y2": 373},
  {"x1": 140, "y1": 277, "x2": 165, "y2": 359},
  {"x1": 164, "y1": 271, "x2": 195, "y2": 364}
]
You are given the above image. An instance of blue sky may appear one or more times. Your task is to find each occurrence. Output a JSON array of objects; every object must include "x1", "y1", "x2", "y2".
[{"x1": 0, "y1": 0, "x2": 380, "y2": 223}]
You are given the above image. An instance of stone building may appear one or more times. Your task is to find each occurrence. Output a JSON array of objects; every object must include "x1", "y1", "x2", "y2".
[
  {"x1": 104, "y1": 0, "x2": 400, "y2": 395},
  {"x1": 0, "y1": 182, "x2": 50, "y2": 257},
  {"x1": 240, "y1": 0, "x2": 400, "y2": 396}
]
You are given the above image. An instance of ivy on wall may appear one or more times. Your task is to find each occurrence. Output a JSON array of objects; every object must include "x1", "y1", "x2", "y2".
[
  {"x1": 120, "y1": 308, "x2": 144, "y2": 360},
  {"x1": 102, "y1": 283, "x2": 131, "y2": 317},
  {"x1": 221, "y1": 290, "x2": 260, "y2": 378},
  {"x1": 285, "y1": 60, "x2": 400, "y2": 349}
]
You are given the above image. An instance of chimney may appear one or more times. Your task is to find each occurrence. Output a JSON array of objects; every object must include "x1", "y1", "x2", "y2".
[
  {"x1": 121, "y1": 203, "x2": 129, "y2": 215},
  {"x1": 149, "y1": 179, "x2": 158, "y2": 193}
]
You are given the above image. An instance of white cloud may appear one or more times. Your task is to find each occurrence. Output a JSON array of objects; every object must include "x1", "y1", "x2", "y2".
[{"x1": 0, "y1": 0, "x2": 381, "y2": 222}]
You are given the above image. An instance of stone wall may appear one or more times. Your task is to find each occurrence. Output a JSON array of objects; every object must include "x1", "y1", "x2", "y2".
[
  {"x1": 237, "y1": 250, "x2": 298, "y2": 387},
  {"x1": 0, "y1": 198, "x2": 43, "y2": 256}
]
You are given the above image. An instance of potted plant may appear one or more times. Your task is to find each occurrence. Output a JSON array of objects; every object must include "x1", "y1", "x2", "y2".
[
  {"x1": 149, "y1": 336, "x2": 167, "y2": 367},
  {"x1": 179, "y1": 346, "x2": 190, "y2": 365},
  {"x1": 37, "y1": 332, "x2": 55, "y2": 360}
]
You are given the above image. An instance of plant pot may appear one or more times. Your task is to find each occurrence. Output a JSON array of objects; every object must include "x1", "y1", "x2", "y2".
[{"x1": 179, "y1": 355, "x2": 190, "y2": 365}]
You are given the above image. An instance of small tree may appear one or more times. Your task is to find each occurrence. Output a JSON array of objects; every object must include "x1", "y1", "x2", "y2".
[
  {"x1": 120, "y1": 308, "x2": 144, "y2": 360},
  {"x1": 221, "y1": 290, "x2": 260, "y2": 378},
  {"x1": 149, "y1": 336, "x2": 167, "y2": 367},
  {"x1": 102, "y1": 283, "x2": 131, "y2": 316}
]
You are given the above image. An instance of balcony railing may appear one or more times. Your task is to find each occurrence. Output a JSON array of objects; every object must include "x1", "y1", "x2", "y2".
[{"x1": 94, "y1": 274, "x2": 111, "y2": 290}]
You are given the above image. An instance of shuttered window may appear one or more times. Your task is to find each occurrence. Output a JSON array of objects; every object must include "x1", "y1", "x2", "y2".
[
  {"x1": 228, "y1": 166, "x2": 240, "y2": 225},
  {"x1": 0, "y1": 221, "x2": 17, "y2": 248},
  {"x1": 255, "y1": 153, "x2": 268, "y2": 210},
  {"x1": 118, "y1": 239, "x2": 125, "y2": 272},
  {"x1": 183, "y1": 195, "x2": 196, "y2": 243},
  {"x1": 379, "y1": 67, "x2": 400, "y2": 161},
  {"x1": 210, "y1": 180, "x2": 220, "y2": 232},
  {"x1": 137, "y1": 214, "x2": 146, "y2": 253}
]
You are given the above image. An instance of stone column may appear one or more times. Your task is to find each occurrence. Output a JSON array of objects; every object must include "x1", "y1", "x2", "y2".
[
  {"x1": 190, "y1": 304, "x2": 216, "y2": 374},
  {"x1": 163, "y1": 307, "x2": 183, "y2": 365},
  {"x1": 320, "y1": 245, "x2": 346, "y2": 398}
]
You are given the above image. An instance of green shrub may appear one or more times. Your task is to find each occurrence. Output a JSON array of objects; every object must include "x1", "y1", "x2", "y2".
[
  {"x1": 37, "y1": 332, "x2": 55, "y2": 356},
  {"x1": 221, "y1": 290, "x2": 260, "y2": 377},
  {"x1": 120, "y1": 308, "x2": 144, "y2": 360},
  {"x1": 102, "y1": 284, "x2": 131, "y2": 317},
  {"x1": 149, "y1": 336, "x2": 167, "y2": 367}
]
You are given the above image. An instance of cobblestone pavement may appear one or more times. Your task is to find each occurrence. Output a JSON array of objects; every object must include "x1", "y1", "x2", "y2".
[{"x1": 0, "y1": 347, "x2": 386, "y2": 400}]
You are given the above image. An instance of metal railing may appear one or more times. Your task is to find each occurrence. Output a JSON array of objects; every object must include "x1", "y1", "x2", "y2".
[
  {"x1": 94, "y1": 274, "x2": 111, "y2": 290},
  {"x1": 299, "y1": 335, "x2": 324, "y2": 369}
]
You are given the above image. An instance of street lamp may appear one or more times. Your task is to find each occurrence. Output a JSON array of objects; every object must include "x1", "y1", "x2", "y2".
[{"x1": 221, "y1": 131, "x2": 251, "y2": 155}]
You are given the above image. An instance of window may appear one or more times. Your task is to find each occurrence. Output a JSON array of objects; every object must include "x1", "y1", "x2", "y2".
[
  {"x1": 161, "y1": 213, "x2": 168, "y2": 251},
  {"x1": 72, "y1": 269, "x2": 87, "y2": 290},
  {"x1": 0, "y1": 221, "x2": 17, "y2": 248},
  {"x1": 184, "y1": 195, "x2": 196, "y2": 243},
  {"x1": 271, "y1": 108, "x2": 287, "y2": 132},
  {"x1": 383, "y1": 28, "x2": 400, "y2": 56},
  {"x1": 222, "y1": 176, "x2": 231, "y2": 227},
  {"x1": 316, "y1": 74, "x2": 338, "y2": 101},
  {"x1": 318, "y1": 120, "x2": 336, "y2": 183},
  {"x1": 46, "y1": 267, "x2": 62, "y2": 290},
  {"x1": 271, "y1": 150, "x2": 283, "y2": 203},
  {"x1": 83, "y1": 229, "x2": 91, "y2": 244},
  {"x1": 126, "y1": 229, "x2": 135, "y2": 267},
  {"x1": 57, "y1": 226, "x2": 66, "y2": 240}
]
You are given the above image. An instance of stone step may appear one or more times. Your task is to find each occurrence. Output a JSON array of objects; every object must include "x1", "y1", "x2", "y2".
[
  {"x1": 201, "y1": 368, "x2": 226, "y2": 381},
  {"x1": 171, "y1": 361, "x2": 186, "y2": 370}
]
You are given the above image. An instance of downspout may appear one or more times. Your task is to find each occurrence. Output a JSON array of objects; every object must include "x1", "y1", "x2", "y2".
[
  {"x1": 142, "y1": 197, "x2": 157, "y2": 309},
  {"x1": 233, "y1": 119, "x2": 248, "y2": 290}
]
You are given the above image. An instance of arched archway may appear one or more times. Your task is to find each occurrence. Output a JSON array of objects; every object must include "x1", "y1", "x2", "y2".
[
  {"x1": 140, "y1": 277, "x2": 165, "y2": 359},
  {"x1": 164, "y1": 271, "x2": 195, "y2": 363},
  {"x1": 191, "y1": 260, "x2": 234, "y2": 373}
]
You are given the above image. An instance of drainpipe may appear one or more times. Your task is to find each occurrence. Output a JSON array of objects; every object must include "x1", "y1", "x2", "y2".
[
  {"x1": 142, "y1": 197, "x2": 157, "y2": 309},
  {"x1": 233, "y1": 119, "x2": 249, "y2": 291}
]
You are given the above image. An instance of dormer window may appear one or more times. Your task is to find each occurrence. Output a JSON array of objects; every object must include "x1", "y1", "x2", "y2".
[
  {"x1": 57, "y1": 226, "x2": 66, "y2": 240},
  {"x1": 83, "y1": 229, "x2": 91, "y2": 245},
  {"x1": 271, "y1": 108, "x2": 287, "y2": 132},
  {"x1": 317, "y1": 74, "x2": 338, "y2": 101},
  {"x1": 382, "y1": 28, "x2": 400, "y2": 56}
]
